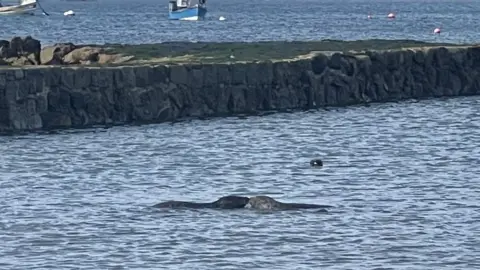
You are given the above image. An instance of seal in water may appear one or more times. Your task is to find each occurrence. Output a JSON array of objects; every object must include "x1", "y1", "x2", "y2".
[
  {"x1": 153, "y1": 195, "x2": 250, "y2": 209},
  {"x1": 310, "y1": 159, "x2": 323, "y2": 167},
  {"x1": 245, "y1": 196, "x2": 332, "y2": 211}
]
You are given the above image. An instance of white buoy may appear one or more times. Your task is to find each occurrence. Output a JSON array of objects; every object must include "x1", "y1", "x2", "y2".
[
  {"x1": 387, "y1": 12, "x2": 395, "y2": 19},
  {"x1": 367, "y1": 15, "x2": 372, "y2": 19},
  {"x1": 434, "y1": 28, "x2": 441, "y2": 34},
  {"x1": 64, "y1": 10, "x2": 75, "y2": 16},
  {"x1": 219, "y1": 16, "x2": 226, "y2": 21}
]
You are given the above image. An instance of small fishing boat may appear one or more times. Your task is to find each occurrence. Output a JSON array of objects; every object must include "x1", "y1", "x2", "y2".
[
  {"x1": 168, "y1": 0, "x2": 207, "y2": 21},
  {"x1": 0, "y1": 0, "x2": 37, "y2": 15}
]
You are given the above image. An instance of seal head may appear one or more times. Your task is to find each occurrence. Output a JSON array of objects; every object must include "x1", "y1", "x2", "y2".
[
  {"x1": 245, "y1": 195, "x2": 331, "y2": 211},
  {"x1": 245, "y1": 195, "x2": 277, "y2": 210},
  {"x1": 310, "y1": 159, "x2": 323, "y2": 167}
]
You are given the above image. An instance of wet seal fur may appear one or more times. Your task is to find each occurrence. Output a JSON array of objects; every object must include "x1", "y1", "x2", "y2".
[
  {"x1": 153, "y1": 195, "x2": 250, "y2": 209},
  {"x1": 245, "y1": 196, "x2": 332, "y2": 211},
  {"x1": 310, "y1": 159, "x2": 323, "y2": 167}
]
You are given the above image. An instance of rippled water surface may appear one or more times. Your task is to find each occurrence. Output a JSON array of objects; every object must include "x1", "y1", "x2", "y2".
[
  {"x1": 1, "y1": 96, "x2": 480, "y2": 269},
  {"x1": 0, "y1": 0, "x2": 480, "y2": 44}
]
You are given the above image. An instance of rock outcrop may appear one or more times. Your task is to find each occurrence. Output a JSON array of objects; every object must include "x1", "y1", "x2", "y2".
[
  {"x1": 1, "y1": 45, "x2": 480, "y2": 133},
  {"x1": 0, "y1": 36, "x2": 133, "y2": 67}
]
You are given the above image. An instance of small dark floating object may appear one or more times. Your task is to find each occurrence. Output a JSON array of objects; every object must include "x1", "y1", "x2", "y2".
[{"x1": 310, "y1": 159, "x2": 323, "y2": 167}]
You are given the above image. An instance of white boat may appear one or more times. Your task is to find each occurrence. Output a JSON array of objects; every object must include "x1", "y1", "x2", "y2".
[{"x1": 0, "y1": 0, "x2": 37, "y2": 15}]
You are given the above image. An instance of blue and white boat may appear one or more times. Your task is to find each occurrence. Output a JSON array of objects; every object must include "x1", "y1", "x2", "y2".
[
  {"x1": 0, "y1": 0, "x2": 37, "y2": 15},
  {"x1": 168, "y1": 0, "x2": 207, "y2": 21}
]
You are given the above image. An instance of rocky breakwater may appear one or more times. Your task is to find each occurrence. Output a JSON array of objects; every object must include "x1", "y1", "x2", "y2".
[
  {"x1": 0, "y1": 36, "x2": 134, "y2": 66},
  {"x1": 1, "y1": 38, "x2": 480, "y2": 133}
]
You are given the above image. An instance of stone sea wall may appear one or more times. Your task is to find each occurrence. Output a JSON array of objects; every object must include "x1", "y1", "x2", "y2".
[{"x1": 1, "y1": 45, "x2": 480, "y2": 133}]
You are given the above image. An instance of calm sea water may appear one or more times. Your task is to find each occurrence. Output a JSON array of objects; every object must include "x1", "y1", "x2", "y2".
[
  {"x1": 0, "y1": 0, "x2": 479, "y2": 45},
  {"x1": 1, "y1": 96, "x2": 480, "y2": 269}
]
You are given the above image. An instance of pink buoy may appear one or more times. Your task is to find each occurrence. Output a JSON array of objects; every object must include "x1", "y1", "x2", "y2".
[
  {"x1": 387, "y1": 12, "x2": 396, "y2": 19},
  {"x1": 434, "y1": 28, "x2": 441, "y2": 34}
]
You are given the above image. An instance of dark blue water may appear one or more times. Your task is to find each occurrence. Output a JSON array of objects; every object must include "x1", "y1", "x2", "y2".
[
  {"x1": 0, "y1": 0, "x2": 479, "y2": 45},
  {"x1": 1, "y1": 96, "x2": 480, "y2": 269}
]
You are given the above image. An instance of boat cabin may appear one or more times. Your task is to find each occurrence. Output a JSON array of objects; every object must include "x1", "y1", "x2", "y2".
[
  {"x1": 169, "y1": 0, "x2": 205, "y2": 12},
  {"x1": 177, "y1": 0, "x2": 188, "y2": 8}
]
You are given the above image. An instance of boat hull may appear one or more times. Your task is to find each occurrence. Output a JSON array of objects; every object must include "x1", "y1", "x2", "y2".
[
  {"x1": 168, "y1": 6, "x2": 206, "y2": 21},
  {"x1": 0, "y1": 2, "x2": 37, "y2": 15}
]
